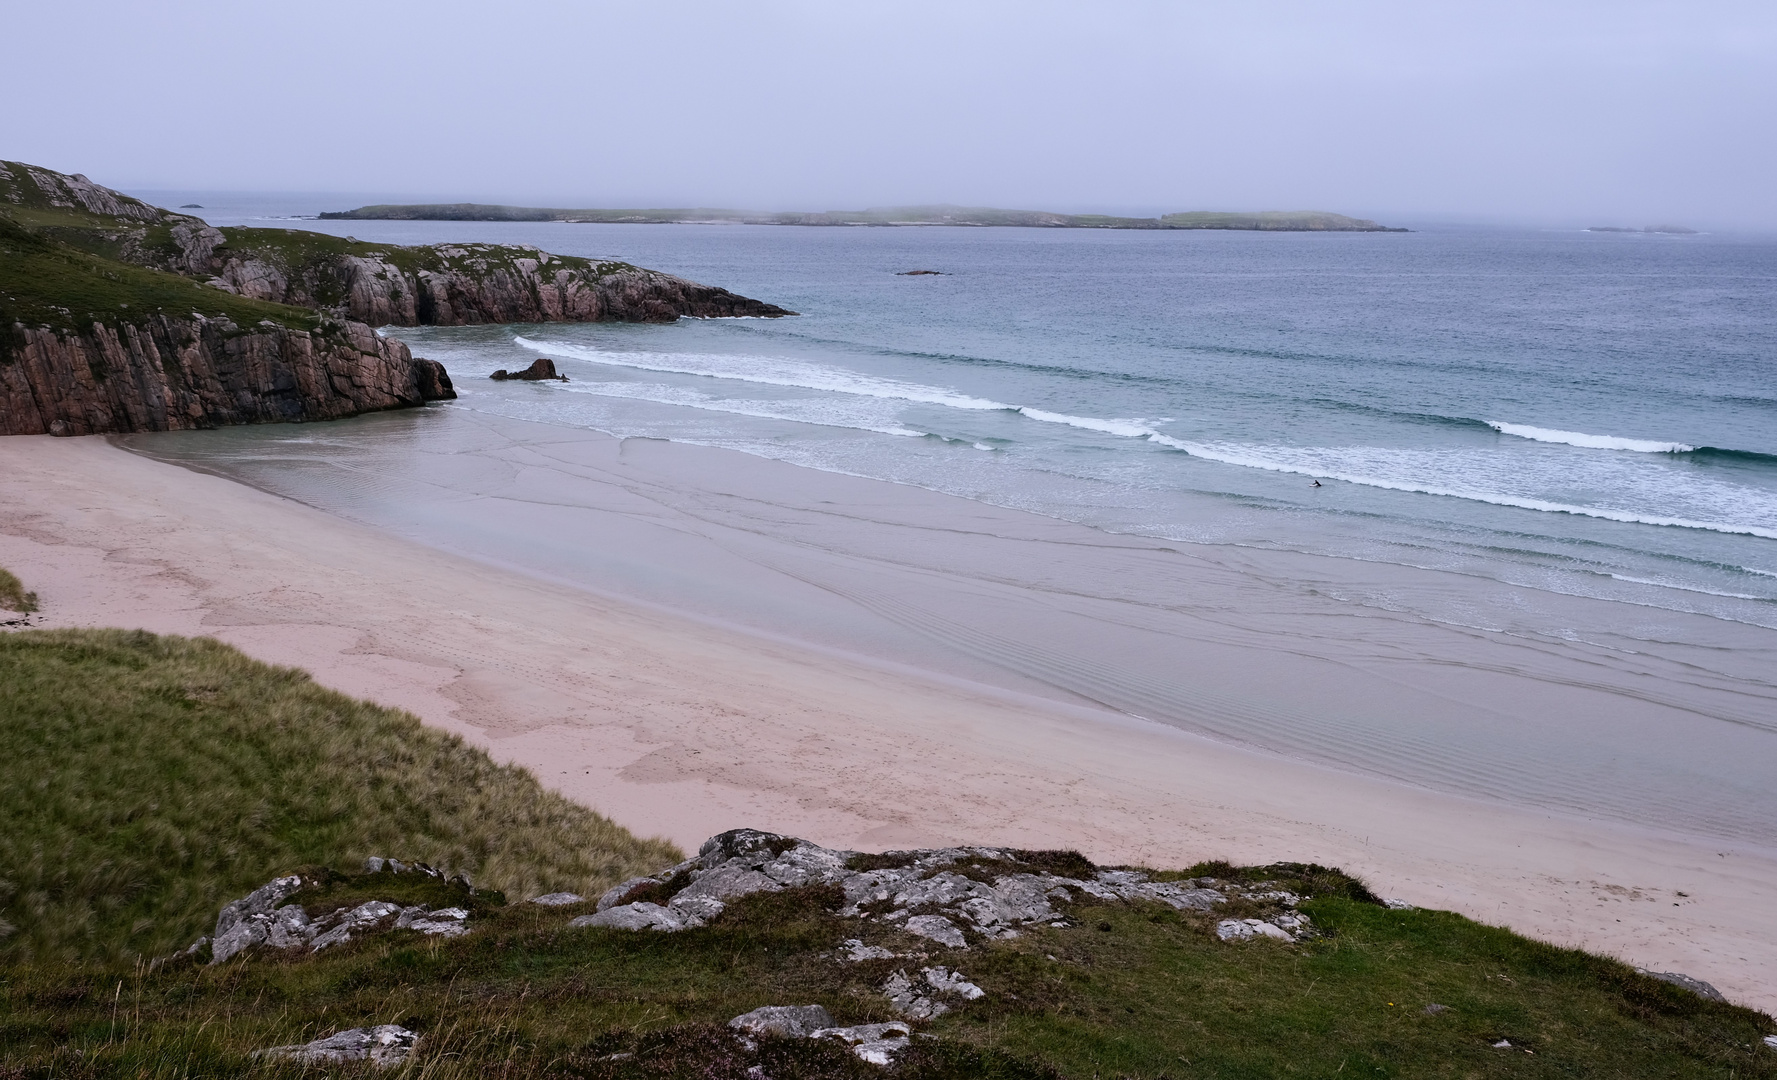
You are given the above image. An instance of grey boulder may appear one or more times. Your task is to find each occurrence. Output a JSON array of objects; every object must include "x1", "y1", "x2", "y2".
[
  {"x1": 572, "y1": 902, "x2": 684, "y2": 932},
  {"x1": 728, "y1": 1004, "x2": 836, "y2": 1038},
  {"x1": 903, "y1": 914, "x2": 967, "y2": 948},
  {"x1": 256, "y1": 1025, "x2": 418, "y2": 1066},
  {"x1": 816, "y1": 1022, "x2": 913, "y2": 1066}
]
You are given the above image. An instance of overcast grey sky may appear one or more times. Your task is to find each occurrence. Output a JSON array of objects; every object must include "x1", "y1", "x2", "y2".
[{"x1": 6, "y1": 0, "x2": 1775, "y2": 226}]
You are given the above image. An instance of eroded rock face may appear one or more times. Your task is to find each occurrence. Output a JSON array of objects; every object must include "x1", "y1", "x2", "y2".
[
  {"x1": 198, "y1": 240, "x2": 794, "y2": 327},
  {"x1": 0, "y1": 316, "x2": 454, "y2": 436}
]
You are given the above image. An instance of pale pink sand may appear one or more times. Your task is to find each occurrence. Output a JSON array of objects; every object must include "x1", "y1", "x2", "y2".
[{"x1": 1, "y1": 434, "x2": 1772, "y2": 1012}]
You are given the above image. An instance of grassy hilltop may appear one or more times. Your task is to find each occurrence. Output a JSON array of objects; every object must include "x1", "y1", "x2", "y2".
[{"x1": 1, "y1": 566, "x2": 1774, "y2": 1078}]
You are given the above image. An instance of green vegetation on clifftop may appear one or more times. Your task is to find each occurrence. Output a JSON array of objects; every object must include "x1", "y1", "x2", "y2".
[
  {"x1": 0, "y1": 216, "x2": 319, "y2": 339},
  {"x1": 0, "y1": 625, "x2": 1771, "y2": 1078}
]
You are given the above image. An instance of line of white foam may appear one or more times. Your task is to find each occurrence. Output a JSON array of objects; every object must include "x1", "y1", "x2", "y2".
[
  {"x1": 1487, "y1": 421, "x2": 1695, "y2": 454},
  {"x1": 1015, "y1": 407, "x2": 1157, "y2": 438},
  {"x1": 544, "y1": 379, "x2": 928, "y2": 438},
  {"x1": 1606, "y1": 574, "x2": 1772, "y2": 602},
  {"x1": 1147, "y1": 435, "x2": 1777, "y2": 540},
  {"x1": 515, "y1": 337, "x2": 1011, "y2": 412}
]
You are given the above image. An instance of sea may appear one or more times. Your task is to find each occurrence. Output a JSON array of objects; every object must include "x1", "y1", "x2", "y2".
[
  {"x1": 112, "y1": 194, "x2": 1777, "y2": 842},
  {"x1": 155, "y1": 194, "x2": 1777, "y2": 636}
]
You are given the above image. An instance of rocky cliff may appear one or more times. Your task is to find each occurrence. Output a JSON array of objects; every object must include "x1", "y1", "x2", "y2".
[
  {"x1": 1, "y1": 159, "x2": 792, "y2": 436},
  {"x1": 2, "y1": 160, "x2": 796, "y2": 327},
  {"x1": 198, "y1": 237, "x2": 794, "y2": 326},
  {"x1": 0, "y1": 314, "x2": 453, "y2": 437}
]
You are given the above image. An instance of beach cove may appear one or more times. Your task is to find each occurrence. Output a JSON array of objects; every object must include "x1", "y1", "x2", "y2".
[{"x1": 3, "y1": 424, "x2": 1774, "y2": 1010}]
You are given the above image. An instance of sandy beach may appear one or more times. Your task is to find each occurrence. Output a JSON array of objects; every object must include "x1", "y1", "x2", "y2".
[{"x1": 2, "y1": 426, "x2": 1775, "y2": 1012}]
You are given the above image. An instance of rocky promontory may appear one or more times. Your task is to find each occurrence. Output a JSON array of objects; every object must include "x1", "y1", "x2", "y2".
[
  {"x1": 0, "y1": 313, "x2": 453, "y2": 437},
  {"x1": 1, "y1": 160, "x2": 792, "y2": 435},
  {"x1": 2, "y1": 160, "x2": 795, "y2": 328}
]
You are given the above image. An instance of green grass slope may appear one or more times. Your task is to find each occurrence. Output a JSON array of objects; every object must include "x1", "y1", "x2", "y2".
[
  {"x1": 0, "y1": 215, "x2": 320, "y2": 339},
  {"x1": 4, "y1": 857, "x2": 1773, "y2": 1077},
  {"x1": 1, "y1": 617, "x2": 1772, "y2": 1077},
  {"x1": 0, "y1": 628, "x2": 679, "y2": 964}
]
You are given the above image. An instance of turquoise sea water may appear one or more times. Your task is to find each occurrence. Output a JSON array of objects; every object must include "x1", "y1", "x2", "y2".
[
  {"x1": 120, "y1": 195, "x2": 1777, "y2": 841},
  {"x1": 167, "y1": 198, "x2": 1777, "y2": 634}
]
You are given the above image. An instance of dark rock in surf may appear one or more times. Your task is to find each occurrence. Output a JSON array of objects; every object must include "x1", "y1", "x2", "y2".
[{"x1": 490, "y1": 358, "x2": 568, "y2": 382}]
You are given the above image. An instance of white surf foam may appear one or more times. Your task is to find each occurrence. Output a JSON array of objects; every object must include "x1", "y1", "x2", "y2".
[
  {"x1": 1606, "y1": 568, "x2": 1769, "y2": 603},
  {"x1": 1487, "y1": 421, "x2": 1695, "y2": 454},
  {"x1": 1147, "y1": 435, "x2": 1777, "y2": 540},
  {"x1": 515, "y1": 337, "x2": 1012, "y2": 412},
  {"x1": 546, "y1": 380, "x2": 929, "y2": 438},
  {"x1": 1016, "y1": 408, "x2": 1157, "y2": 438}
]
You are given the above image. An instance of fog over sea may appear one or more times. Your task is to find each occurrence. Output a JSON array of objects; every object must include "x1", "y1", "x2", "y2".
[{"x1": 129, "y1": 193, "x2": 1777, "y2": 843}]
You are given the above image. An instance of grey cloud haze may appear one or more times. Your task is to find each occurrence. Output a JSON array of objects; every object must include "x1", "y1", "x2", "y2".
[{"x1": 4, "y1": 0, "x2": 1775, "y2": 227}]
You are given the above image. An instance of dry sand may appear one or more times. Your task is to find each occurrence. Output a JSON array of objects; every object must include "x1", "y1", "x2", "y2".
[{"x1": 2, "y1": 433, "x2": 1774, "y2": 1012}]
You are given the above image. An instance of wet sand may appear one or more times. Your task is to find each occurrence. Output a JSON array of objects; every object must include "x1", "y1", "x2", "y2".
[{"x1": 2, "y1": 425, "x2": 1775, "y2": 1011}]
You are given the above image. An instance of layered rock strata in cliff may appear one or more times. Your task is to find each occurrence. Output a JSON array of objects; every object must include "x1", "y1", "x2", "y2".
[
  {"x1": 202, "y1": 241, "x2": 795, "y2": 326},
  {"x1": 0, "y1": 315, "x2": 454, "y2": 437},
  {"x1": 3, "y1": 160, "x2": 796, "y2": 327}
]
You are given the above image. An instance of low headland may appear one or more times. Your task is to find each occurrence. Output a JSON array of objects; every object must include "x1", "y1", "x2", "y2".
[
  {"x1": 321, "y1": 203, "x2": 1409, "y2": 232},
  {"x1": 2, "y1": 619, "x2": 1772, "y2": 1077},
  {"x1": 0, "y1": 160, "x2": 793, "y2": 436}
]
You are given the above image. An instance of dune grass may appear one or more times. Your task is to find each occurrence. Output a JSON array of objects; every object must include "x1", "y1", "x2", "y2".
[
  {"x1": 0, "y1": 628, "x2": 679, "y2": 964},
  {"x1": 0, "y1": 567, "x2": 36, "y2": 613}
]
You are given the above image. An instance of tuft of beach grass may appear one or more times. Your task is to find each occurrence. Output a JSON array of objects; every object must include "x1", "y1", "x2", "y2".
[{"x1": 0, "y1": 566, "x2": 38, "y2": 613}]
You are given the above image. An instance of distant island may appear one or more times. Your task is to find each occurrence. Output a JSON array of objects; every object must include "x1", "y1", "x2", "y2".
[
  {"x1": 321, "y1": 203, "x2": 1409, "y2": 232},
  {"x1": 1587, "y1": 225, "x2": 1698, "y2": 235}
]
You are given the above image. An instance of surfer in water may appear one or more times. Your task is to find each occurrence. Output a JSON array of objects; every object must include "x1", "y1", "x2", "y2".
[{"x1": 1311, "y1": 480, "x2": 1322, "y2": 488}]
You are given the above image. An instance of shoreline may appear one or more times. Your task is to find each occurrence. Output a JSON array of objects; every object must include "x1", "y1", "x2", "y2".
[{"x1": 2, "y1": 431, "x2": 1775, "y2": 1011}]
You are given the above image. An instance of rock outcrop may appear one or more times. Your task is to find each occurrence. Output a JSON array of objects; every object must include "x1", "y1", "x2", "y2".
[
  {"x1": 0, "y1": 315, "x2": 454, "y2": 436},
  {"x1": 4, "y1": 160, "x2": 796, "y2": 328},
  {"x1": 256, "y1": 1026, "x2": 418, "y2": 1067},
  {"x1": 491, "y1": 357, "x2": 567, "y2": 381},
  {"x1": 727, "y1": 1005, "x2": 913, "y2": 1067},
  {"x1": 204, "y1": 242, "x2": 797, "y2": 326},
  {"x1": 203, "y1": 865, "x2": 473, "y2": 965},
  {"x1": 573, "y1": 828, "x2": 1314, "y2": 945},
  {"x1": 2, "y1": 159, "x2": 795, "y2": 436}
]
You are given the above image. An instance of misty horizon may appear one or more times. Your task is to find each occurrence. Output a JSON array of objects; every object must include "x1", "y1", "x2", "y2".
[{"x1": 6, "y1": 0, "x2": 1775, "y2": 230}]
